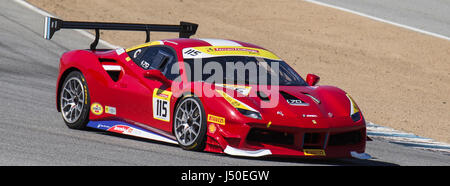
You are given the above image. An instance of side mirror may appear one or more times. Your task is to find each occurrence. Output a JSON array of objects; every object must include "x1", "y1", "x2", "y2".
[
  {"x1": 306, "y1": 74, "x2": 320, "y2": 86},
  {"x1": 144, "y1": 69, "x2": 171, "y2": 84}
]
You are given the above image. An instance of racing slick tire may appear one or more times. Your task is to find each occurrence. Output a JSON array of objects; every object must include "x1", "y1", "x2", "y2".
[
  {"x1": 173, "y1": 95, "x2": 207, "y2": 151},
  {"x1": 59, "y1": 71, "x2": 90, "y2": 129}
]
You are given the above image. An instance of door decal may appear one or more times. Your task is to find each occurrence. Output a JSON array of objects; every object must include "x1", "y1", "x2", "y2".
[{"x1": 153, "y1": 88, "x2": 173, "y2": 122}]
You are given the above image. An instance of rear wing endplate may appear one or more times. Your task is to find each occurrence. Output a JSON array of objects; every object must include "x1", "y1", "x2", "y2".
[{"x1": 43, "y1": 17, "x2": 198, "y2": 50}]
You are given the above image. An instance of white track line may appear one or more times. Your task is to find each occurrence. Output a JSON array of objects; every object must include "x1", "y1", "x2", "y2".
[
  {"x1": 14, "y1": 0, "x2": 119, "y2": 49},
  {"x1": 367, "y1": 122, "x2": 450, "y2": 154},
  {"x1": 304, "y1": 0, "x2": 450, "y2": 41}
]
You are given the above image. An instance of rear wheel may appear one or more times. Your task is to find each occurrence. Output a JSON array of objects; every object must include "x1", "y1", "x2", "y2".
[
  {"x1": 173, "y1": 96, "x2": 207, "y2": 151},
  {"x1": 59, "y1": 71, "x2": 90, "y2": 129}
]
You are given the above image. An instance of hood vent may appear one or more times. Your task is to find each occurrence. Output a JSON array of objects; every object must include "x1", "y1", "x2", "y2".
[
  {"x1": 280, "y1": 91, "x2": 309, "y2": 106},
  {"x1": 302, "y1": 92, "x2": 321, "y2": 104}
]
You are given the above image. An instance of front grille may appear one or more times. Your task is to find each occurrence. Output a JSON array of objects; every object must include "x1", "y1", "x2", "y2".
[
  {"x1": 246, "y1": 128, "x2": 294, "y2": 146},
  {"x1": 246, "y1": 126, "x2": 364, "y2": 149},
  {"x1": 328, "y1": 130, "x2": 362, "y2": 146},
  {"x1": 302, "y1": 132, "x2": 325, "y2": 149}
]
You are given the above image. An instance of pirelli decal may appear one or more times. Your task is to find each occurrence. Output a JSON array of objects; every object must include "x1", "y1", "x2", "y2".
[
  {"x1": 182, "y1": 46, "x2": 281, "y2": 60},
  {"x1": 207, "y1": 114, "x2": 225, "y2": 125}
]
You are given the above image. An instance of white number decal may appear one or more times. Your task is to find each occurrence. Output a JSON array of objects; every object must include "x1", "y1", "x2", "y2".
[{"x1": 153, "y1": 89, "x2": 172, "y2": 122}]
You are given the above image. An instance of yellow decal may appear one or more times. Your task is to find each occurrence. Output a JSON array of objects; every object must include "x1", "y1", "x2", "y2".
[
  {"x1": 90, "y1": 103, "x2": 103, "y2": 115},
  {"x1": 346, "y1": 94, "x2": 360, "y2": 113},
  {"x1": 126, "y1": 40, "x2": 164, "y2": 52},
  {"x1": 125, "y1": 57, "x2": 131, "y2": 62},
  {"x1": 105, "y1": 106, "x2": 116, "y2": 115},
  {"x1": 312, "y1": 120, "x2": 317, "y2": 125},
  {"x1": 83, "y1": 85, "x2": 87, "y2": 104},
  {"x1": 266, "y1": 121, "x2": 272, "y2": 128},
  {"x1": 207, "y1": 114, "x2": 226, "y2": 125},
  {"x1": 153, "y1": 89, "x2": 173, "y2": 122},
  {"x1": 303, "y1": 149, "x2": 326, "y2": 156},
  {"x1": 183, "y1": 46, "x2": 280, "y2": 60},
  {"x1": 208, "y1": 123, "x2": 217, "y2": 134},
  {"x1": 215, "y1": 90, "x2": 257, "y2": 112},
  {"x1": 215, "y1": 84, "x2": 252, "y2": 96}
]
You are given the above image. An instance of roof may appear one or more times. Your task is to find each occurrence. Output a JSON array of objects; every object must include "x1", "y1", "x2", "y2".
[
  {"x1": 125, "y1": 38, "x2": 280, "y2": 60},
  {"x1": 126, "y1": 38, "x2": 265, "y2": 52}
]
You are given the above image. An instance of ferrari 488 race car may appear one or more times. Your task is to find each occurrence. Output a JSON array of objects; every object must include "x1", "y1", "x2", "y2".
[{"x1": 44, "y1": 17, "x2": 369, "y2": 159}]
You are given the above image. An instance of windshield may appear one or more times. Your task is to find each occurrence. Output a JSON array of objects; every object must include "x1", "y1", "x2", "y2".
[{"x1": 183, "y1": 56, "x2": 308, "y2": 86}]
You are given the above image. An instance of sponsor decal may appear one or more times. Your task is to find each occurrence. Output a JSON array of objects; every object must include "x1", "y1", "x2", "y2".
[
  {"x1": 312, "y1": 120, "x2": 317, "y2": 125},
  {"x1": 213, "y1": 47, "x2": 259, "y2": 53},
  {"x1": 90, "y1": 102, "x2": 103, "y2": 115},
  {"x1": 140, "y1": 60, "x2": 150, "y2": 69},
  {"x1": 328, "y1": 112, "x2": 333, "y2": 118},
  {"x1": 276, "y1": 111, "x2": 284, "y2": 117},
  {"x1": 83, "y1": 85, "x2": 88, "y2": 104},
  {"x1": 182, "y1": 46, "x2": 280, "y2": 60},
  {"x1": 86, "y1": 120, "x2": 179, "y2": 145},
  {"x1": 207, "y1": 114, "x2": 225, "y2": 125},
  {"x1": 153, "y1": 89, "x2": 173, "y2": 122},
  {"x1": 303, "y1": 149, "x2": 326, "y2": 156},
  {"x1": 115, "y1": 48, "x2": 125, "y2": 55},
  {"x1": 133, "y1": 49, "x2": 142, "y2": 58},
  {"x1": 208, "y1": 123, "x2": 217, "y2": 134},
  {"x1": 108, "y1": 125, "x2": 133, "y2": 134},
  {"x1": 105, "y1": 106, "x2": 117, "y2": 115},
  {"x1": 302, "y1": 114, "x2": 318, "y2": 118},
  {"x1": 97, "y1": 124, "x2": 111, "y2": 130}
]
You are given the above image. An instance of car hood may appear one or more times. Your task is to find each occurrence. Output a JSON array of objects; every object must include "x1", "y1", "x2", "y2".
[{"x1": 211, "y1": 84, "x2": 359, "y2": 128}]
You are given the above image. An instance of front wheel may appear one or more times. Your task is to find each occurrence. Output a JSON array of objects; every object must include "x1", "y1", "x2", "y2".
[
  {"x1": 173, "y1": 96, "x2": 207, "y2": 151},
  {"x1": 59, "y1": 71, "x2": 90, "y2": 129}
]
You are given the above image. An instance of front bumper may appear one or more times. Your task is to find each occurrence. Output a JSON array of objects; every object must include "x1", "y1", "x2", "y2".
[{"x1": 205, "y1": 119, "x2": 367, "y2": 158}]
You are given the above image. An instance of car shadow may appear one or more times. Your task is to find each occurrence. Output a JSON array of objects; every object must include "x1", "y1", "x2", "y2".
[
  {"x1": 207, "y1": 152, "x2": 399, "y2": 166},
  {"x1": 86, "y1": 128, "x2": 398, "y2": 166}
]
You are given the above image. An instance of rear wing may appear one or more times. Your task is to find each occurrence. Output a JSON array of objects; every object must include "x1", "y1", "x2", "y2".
[{"x1": 43, "y1": 16, "x2": 198, "y2": 50}]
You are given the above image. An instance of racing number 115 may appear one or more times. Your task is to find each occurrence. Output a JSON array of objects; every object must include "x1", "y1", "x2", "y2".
[
  {"x1": 153, "y1": 89, "x2": 172, "y2": 122},
  {"x1": 156, "y1": 99, "x2": 168, "y2": 118}
]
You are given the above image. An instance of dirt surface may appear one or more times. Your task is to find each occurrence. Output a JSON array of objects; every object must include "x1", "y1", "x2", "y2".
[{"x1": 27, "y1": 0, "x2": 450, "y2": 143}]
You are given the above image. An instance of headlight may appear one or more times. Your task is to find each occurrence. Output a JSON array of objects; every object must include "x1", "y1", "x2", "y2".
[
  {"x1": 346, "y1": 94, "x2": 361, "y2": 122},
  {"x1": 351, "y1": 112, "x2": 361, "y2": 122},
  {"x1": 216, "y1": 90, "x2": 262, "y2": 120},
  {"x1": 237, "y1": 108, "x2": 262, "y2": 120}
]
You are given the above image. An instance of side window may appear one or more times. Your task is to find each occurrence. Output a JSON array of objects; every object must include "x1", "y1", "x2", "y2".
[
  {"x1": 126, "y1": 46, "x2": 180, "y2": 80},
  {"x1": 151, "y1": 50, "x2": 172, "y2": 70},
  {"x1": 156, "y1": 48, "x2": 180, "y2": 81},
  {"x1": 128, "y1": 47, "x2": 158, "y2": 70}
]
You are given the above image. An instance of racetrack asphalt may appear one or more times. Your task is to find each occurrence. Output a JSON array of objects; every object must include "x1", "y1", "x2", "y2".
[
  {"x1": 306, "y1": 0, "x2": 450, "y2": 39},
  {"x1": 0, "y1": 0, "x2": 448, "y2": 165}
]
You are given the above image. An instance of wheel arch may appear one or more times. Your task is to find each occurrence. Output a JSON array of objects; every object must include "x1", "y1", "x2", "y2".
[
  {"x1": 171, "y1": 91, "x2": 197, "y2": 135},
  {"x1": 56, "y1": 67, "x2": 81, "y2": 112}
]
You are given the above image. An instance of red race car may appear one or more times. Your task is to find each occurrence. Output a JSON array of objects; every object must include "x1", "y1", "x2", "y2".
[{"x1": 44, "y1": 17, "x2": 369, "y2": 159}]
